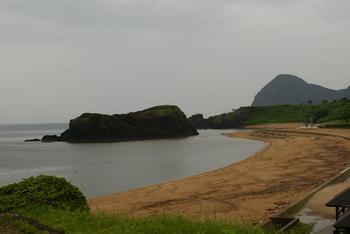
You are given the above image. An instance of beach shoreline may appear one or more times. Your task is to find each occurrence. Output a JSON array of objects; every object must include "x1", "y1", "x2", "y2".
[{"x1": 89, "y1": 124, "x2": 350, "y2": 223}]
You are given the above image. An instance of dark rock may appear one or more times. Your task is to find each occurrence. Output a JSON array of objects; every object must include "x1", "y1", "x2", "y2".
[
  {"x1": 252, "y1": 74, "x2": 350, "y2": 106},
  {"x1": 42, "y1": 135, "x2": 62, "y2": 143},
  {"x1": 42, "y1": 105, "x2": 198, "y2": 143},
  {"x1": 188, "y1": 114, "x2": 207, "y2": 129},
  {"x1": 189, "y1": 108, "x2": 251, "y2": 129},
  {"x1": 24, "y1": 138, "x2": 41, "y2": 142}
]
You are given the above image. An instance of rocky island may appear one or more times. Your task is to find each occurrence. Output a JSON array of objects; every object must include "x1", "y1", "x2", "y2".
[{"x1": 41, "y1": 105, "x2": 198, "y2": 143}]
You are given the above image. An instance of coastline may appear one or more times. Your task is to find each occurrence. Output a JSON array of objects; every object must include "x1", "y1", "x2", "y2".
[{"x1": 89, "y1": 124, "x2": 350, "y2": 223}]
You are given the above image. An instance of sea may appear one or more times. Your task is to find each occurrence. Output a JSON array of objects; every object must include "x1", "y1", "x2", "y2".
[{"x1": 0, "y1": 123, "x2": 265, "y2": 198}]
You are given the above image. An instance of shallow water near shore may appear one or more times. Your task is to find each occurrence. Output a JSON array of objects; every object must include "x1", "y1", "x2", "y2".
[{"x1": 0, "y1": 123, "x2": 265, "y2": 197}]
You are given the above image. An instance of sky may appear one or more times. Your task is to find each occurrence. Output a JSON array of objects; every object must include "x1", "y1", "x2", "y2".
[{"x1": 1, "y1": 0, "x2": 350, "y2": 124}]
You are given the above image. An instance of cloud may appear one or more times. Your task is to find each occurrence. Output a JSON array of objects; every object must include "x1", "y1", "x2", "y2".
[
  {"x1": 312, "y1": 0, "x2": 350, "y2": 24},
  {"x1": 0, "y1": 0, "x2": 310, "y2": 31},
  {"x1": 0, "y1": 0, "x2": 229, "y2": 29},
  {"x1": 0, "y1": 0, "x2": 350, "y2": 123},
  {"x1": 0, "y1": 0, "x2": 104, "y2": 26}
]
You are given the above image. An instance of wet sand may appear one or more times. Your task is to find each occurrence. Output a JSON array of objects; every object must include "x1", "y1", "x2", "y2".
[{"x1": 89, "y1": 125, "x2": 350, "y2": 223}]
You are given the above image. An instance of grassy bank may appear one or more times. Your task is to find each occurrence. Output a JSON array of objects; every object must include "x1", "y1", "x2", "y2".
[
  {"x1": 2, "y1": 206, "x2": 312, "y2": 234},
  {"x1": 0, "y1": 176, "x2": 312, "y2": 233}
]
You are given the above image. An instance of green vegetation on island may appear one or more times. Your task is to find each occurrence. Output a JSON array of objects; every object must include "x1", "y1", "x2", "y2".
[
  {"x1": 41, "y1": 105, "x2": 198, "y2": 143},
  {"x1": 0, "y1": 176, "x2": 311, "y2": 234},
  {"x1": 189, "y1": 98, "x2": 350, "y2": 129}
]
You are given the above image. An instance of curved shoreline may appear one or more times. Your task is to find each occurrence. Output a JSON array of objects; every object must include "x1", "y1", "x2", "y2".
[{"x1": 89, "y1": 125, "x2": 350, "y2": 223}]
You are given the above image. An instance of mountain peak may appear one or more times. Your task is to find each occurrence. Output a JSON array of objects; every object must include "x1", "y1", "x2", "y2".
[
  {"x1": 252, "y1": 74, "x2": 350, "y2": 106},
  {"x1": 272, "y1": 74, "x2": 307, "y2": 84}
]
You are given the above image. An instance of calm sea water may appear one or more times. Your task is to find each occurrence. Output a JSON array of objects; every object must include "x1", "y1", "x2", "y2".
[{"x1": 0, "y1": 123, "x2": 265, "y2": 198}]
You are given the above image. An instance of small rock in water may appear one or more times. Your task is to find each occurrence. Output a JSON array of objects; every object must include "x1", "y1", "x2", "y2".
[{"x1": 24, "y1": 138, "x2": 41, "y2": 142}]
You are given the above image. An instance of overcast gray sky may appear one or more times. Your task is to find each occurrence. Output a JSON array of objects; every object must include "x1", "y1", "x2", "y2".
[{"x1": 1, "y1": 0, "x2": 349, "y2": 124}]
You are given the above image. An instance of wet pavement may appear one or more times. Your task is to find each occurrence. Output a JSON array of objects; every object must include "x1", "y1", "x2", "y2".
[{"x1": 295, "y1": 207, "x2": 334, "y2": 233}]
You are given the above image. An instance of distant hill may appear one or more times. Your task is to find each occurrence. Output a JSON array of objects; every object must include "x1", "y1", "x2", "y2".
[{"x1": 252, "y1": 74, "x2": 350, "y2": 106}]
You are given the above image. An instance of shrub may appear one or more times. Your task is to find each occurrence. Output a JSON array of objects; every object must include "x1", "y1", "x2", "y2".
[
  {"x1": 312, "y1": 107, "x2": 329, "y2": 122},
  {"x1": 0, "y1": 175, "x2": 88, "y2": 212}
]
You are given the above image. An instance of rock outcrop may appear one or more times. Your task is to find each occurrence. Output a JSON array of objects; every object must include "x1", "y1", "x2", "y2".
[
  {"x1": 24, "y1": 138, "x2": 41, "y2": 142},
  {"x1": 188, "y1": 108, "x2": 252, "y2": 129},
  {"x1": 42, "y1": 105, "x2": 198, "y2": 143}
]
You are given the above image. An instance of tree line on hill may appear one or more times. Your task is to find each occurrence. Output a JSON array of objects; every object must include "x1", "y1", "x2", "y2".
[{"x1": 189, "y1": 98, "x2": 350, "y2": 129}]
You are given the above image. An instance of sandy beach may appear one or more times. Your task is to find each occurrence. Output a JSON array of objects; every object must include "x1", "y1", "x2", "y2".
[{"x1": 89, "y1": 124, "x2": 350, "y2": 223}]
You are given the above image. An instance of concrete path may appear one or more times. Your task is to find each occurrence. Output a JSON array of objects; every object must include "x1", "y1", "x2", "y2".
[{"x1": 314, "y1": 226, "x2": 333, "y2": 234}]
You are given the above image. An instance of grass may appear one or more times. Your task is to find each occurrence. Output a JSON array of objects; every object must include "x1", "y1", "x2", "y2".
[
  {"x1": 0, "y1": 175, "x2": 88, "y2": 212},
  {"x1": 246, "y1": 99, "x2": 350, "y2": 125},
  {"x1": 0, "y1": 175, "x2": 313, "y2": 234},
  {"x1": 289, "y1": 223, "x2": 313, "y2": 234},
  {"x1": 12, "y1": 206, "x2": 312, "y2": 234},
  {"x1": 318, "y1": 120, "x2": 350, "y2": 128},
  {"x1": 245, "y1": 105, "x2": 313, "y2": 125},
  {"x1": 0, "y1": 213, "x2": 45, "y2": 234},
  {"x1": 191, "y1": 98, "x2": 350, "y2": 129},
  {"x1": 249, "y1": 99, "x2": 350, "y2": 125}
]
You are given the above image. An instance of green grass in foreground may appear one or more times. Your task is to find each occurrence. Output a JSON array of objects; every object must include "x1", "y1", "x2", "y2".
[
  {"x1": 0, "y1": 176, "x2": 312, "y2": 234},
  {"x1": 10, "y1": 206, "x2": 312, "y2": 234},
  {"x1": 0, "y1": 213, "x2": 45, "y2": 234},
  {"x1": 0, "y1": 175, "x2": 88, "y2": 213}
]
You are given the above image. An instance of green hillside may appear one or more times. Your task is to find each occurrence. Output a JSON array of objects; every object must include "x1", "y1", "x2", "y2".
[{"x1": 189, "y1": 98, "x2": 350, "y2": 129}]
